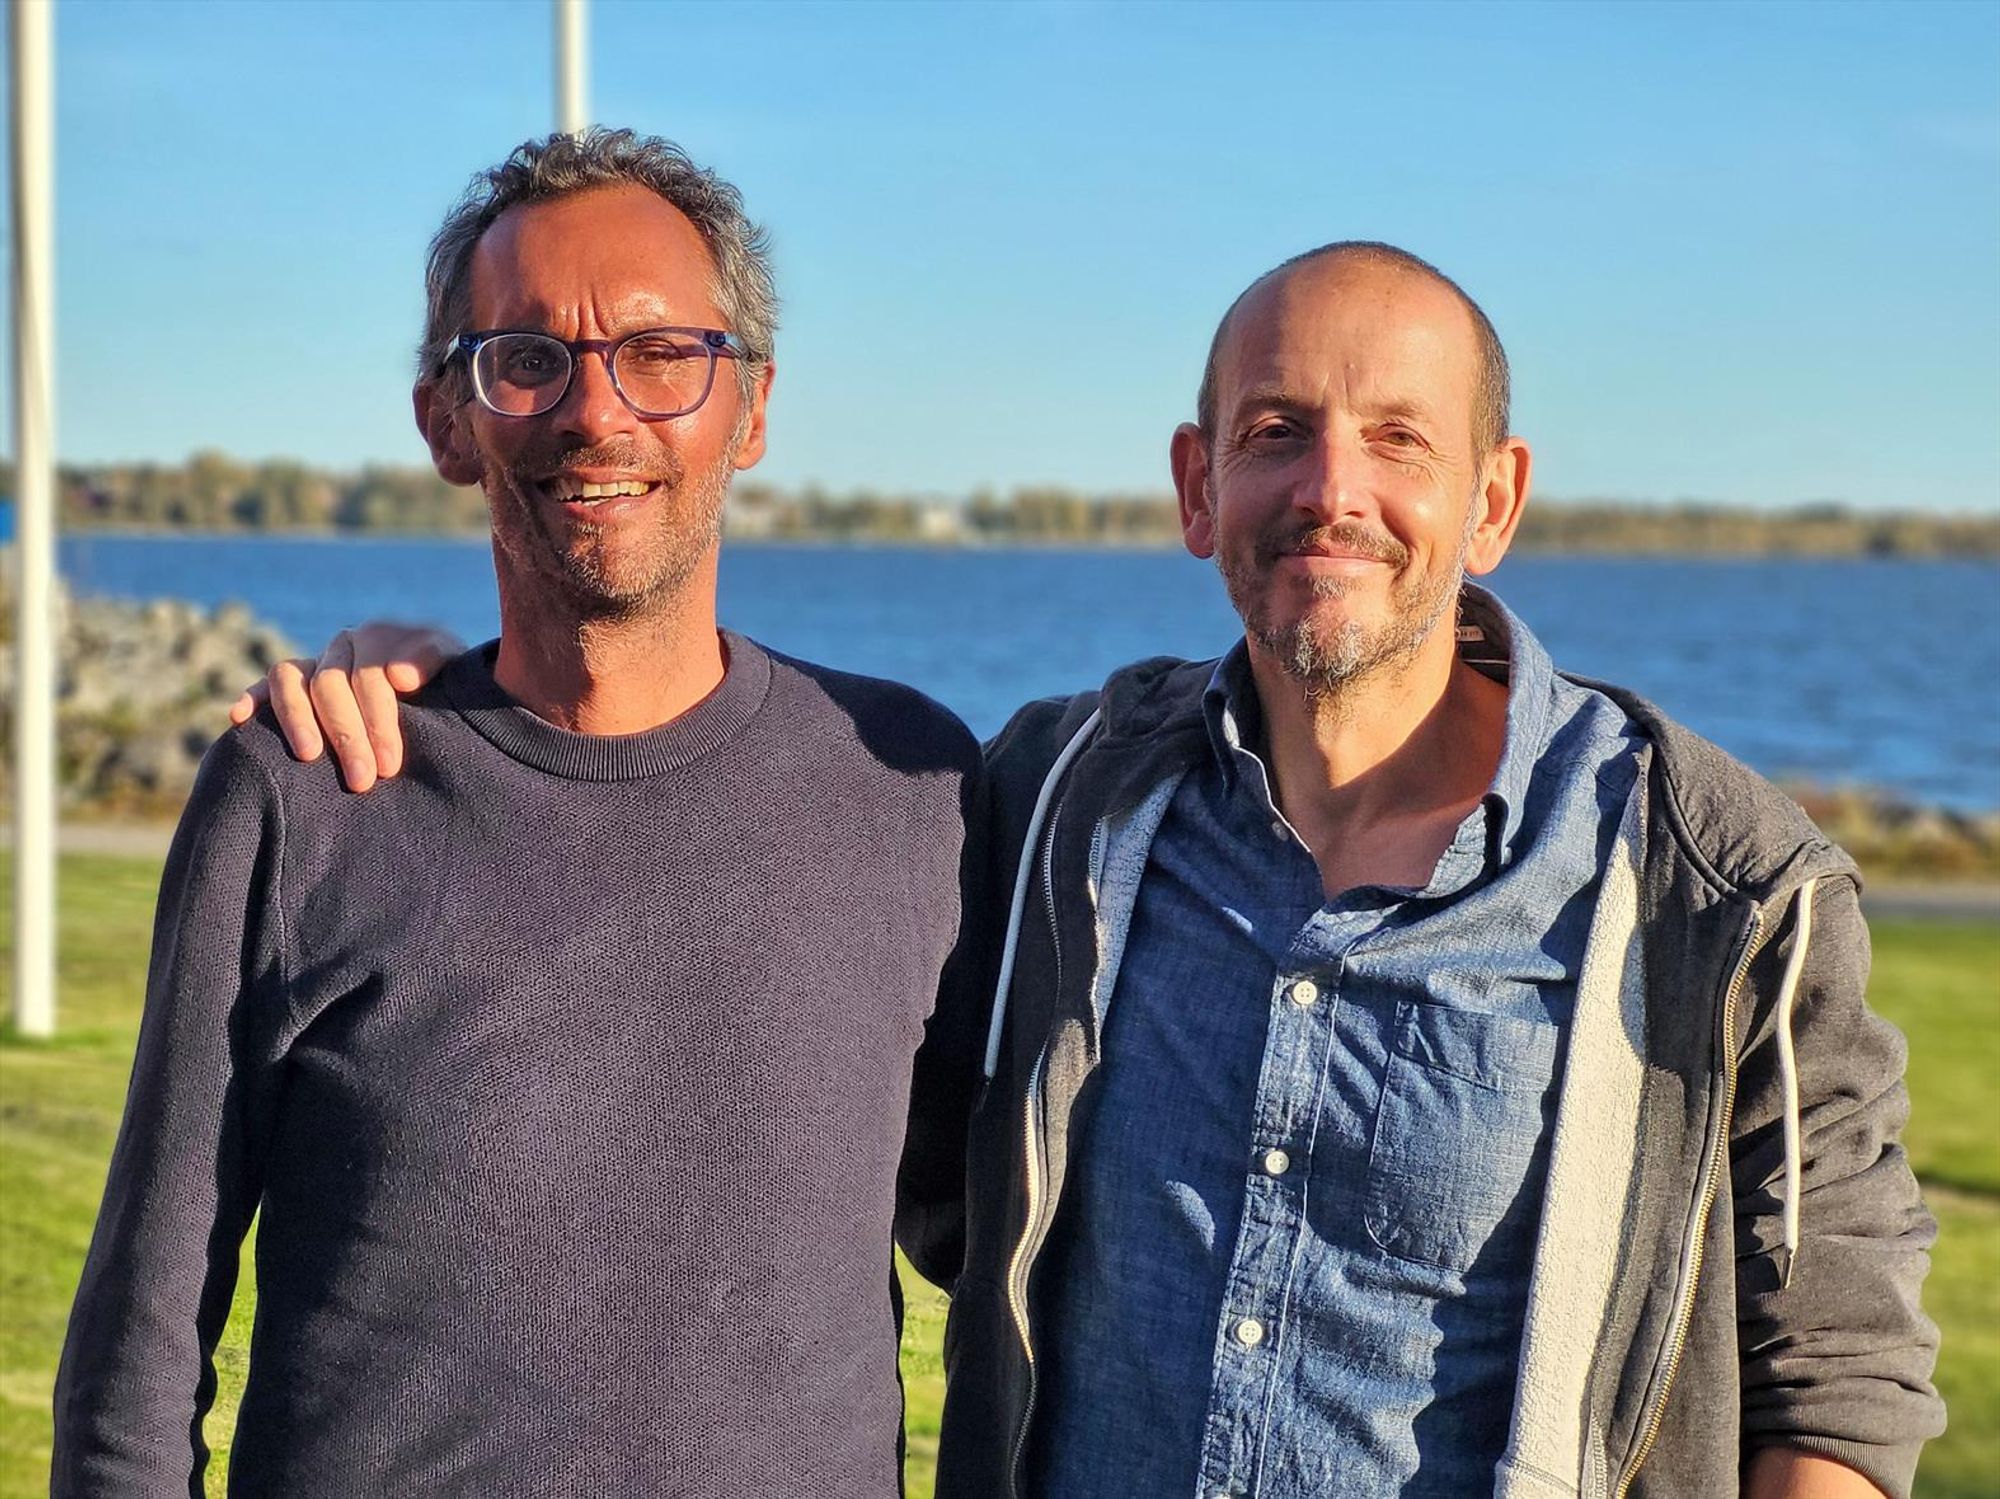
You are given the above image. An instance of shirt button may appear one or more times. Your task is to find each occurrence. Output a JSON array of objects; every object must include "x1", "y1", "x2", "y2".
[
  {"x1": 1234, "y1": 1316, "x2": 1267, "y2": 1347},
  {"x1": 1269, "y1": 819, "x2": 1286, "y2": 841},
  {"x1": 1262, "y1": 1148, "x2": 1291, "y2": 1176},
  {"x1": 1287, "y1": 978, "x2": 1319, "y2": 1007}
]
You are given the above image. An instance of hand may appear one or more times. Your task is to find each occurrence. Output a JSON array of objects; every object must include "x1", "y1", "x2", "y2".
[{"x1": 229, "y1": 622, "x2": 463, "y2": 792}]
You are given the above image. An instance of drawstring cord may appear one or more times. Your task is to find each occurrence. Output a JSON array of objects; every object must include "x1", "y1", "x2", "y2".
[
  {"x1": 1770, "y1": 875, "x2": 1819, "y2": 1290},
  {"x1": 983, "y1": 709, "x2": 1103, "y2": 1080}
]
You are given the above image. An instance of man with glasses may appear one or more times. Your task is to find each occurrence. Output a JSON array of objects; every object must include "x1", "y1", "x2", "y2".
[{"x1": 53, "y1": 130, "x2": 979, "y2": 1497}]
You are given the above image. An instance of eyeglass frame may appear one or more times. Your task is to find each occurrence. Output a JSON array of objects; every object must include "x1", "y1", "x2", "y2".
[{"x1": 446, "y1": 325, "x2": 757, "y2": 420}]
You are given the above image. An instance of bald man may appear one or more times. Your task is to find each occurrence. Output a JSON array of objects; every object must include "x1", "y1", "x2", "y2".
[{"x1": 912, "y1": 243, "x2": 1942, "y2": 1499}]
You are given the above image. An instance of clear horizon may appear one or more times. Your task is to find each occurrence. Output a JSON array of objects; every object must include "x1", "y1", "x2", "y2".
[{"x1": 3, "y1": 0, "x2": 1997, "y2": 513}]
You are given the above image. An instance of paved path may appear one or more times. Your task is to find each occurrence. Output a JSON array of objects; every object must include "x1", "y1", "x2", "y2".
[
  {"x1": 1863, "y1": 882, "x2": 2000, "y2": 921},
  {"x1": 39, "y1": 823, "x2": 179, "y2": 858}
]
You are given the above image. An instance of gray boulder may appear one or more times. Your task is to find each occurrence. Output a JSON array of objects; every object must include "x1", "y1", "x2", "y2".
[{"x1": 0, "y1": 549, "x2": 297, "y2": 814}]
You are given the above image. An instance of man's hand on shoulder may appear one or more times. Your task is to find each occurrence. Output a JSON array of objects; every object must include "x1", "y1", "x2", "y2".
[{"x1": 229, "y1": 621, "x2": 462, "y2": 792}]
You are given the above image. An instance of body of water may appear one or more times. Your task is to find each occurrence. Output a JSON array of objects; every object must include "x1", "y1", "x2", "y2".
[{"x1": 53, "y1": 533, "x2": 2000, "y2": 810}]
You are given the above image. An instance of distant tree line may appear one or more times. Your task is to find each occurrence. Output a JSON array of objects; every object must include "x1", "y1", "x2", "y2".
[
  {"x1": 728, "y1": 484, "x2": 1186, "y2": 545},
  {"x1": 1514, "y1": 500, "x2": 2000, "y2": 558},
  {"x1": 17, "y1": 453, "x2": 490, "y2": 534},
  {"x1": 4, "y1": 454, "x2": 1995, "y2": 557}
]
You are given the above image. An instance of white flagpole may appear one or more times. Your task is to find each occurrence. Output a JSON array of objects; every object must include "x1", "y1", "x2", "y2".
[
  {"x1": 10, "y1": 0, "x2": 57, "y2": 1037},
  {"x1": 555, "y1": 0, "x2": 587, "y2": 135}
]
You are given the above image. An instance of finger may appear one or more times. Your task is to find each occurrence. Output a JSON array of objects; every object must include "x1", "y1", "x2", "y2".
[
  {"x1": 408, "y1": 630, "x2": 461, "y2": 677},
  {"x1": 307, "y1": 655, "x2": 379, "y2": 794},
  {"x1": 229, "y1": 677, "x2": 274, "y2": 727},
  {"x1": 382, "y1": 631, "x2": 458, "y2": 693},
  {"x1": 313, "y1": 629, "x2": 378, "y2": 790},
  {"x1": 350, "y1": 664, "x2": 407, "y2": 780},
  {"x1": 351, "y1": 623, "x2": 460, "y2": 692},
  {"x1": 317, "y1": 628, "x2": 357, "y2": 678},
  {"x1": 268, "y1": 659, "x2": 325, "y2": 762},
  {"x1": 229, "y1": 681, "x2": 263, "y2": 726},
  {"x1": 374, "y1": 635, "x2": 456, "y2": 699}
]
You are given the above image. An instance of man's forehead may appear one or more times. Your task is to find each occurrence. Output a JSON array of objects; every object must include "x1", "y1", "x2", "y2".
[
  {"x1": 468, "y1": 184, "x2": 720, "y2": 326},
  {"x1": 1217, "y1": 257, "x2": 1478, "y2": 407}
]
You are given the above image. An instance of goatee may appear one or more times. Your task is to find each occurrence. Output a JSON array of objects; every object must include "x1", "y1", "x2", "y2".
[{"x1": 1217, "y1": 516, "x2": 1470, "y2": 698}]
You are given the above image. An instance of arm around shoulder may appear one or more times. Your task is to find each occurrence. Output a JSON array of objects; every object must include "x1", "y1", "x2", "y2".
[
  {"x1": 1729, "y1": 873, "x2": 1943, "y2": 1499},
  {"x1": 53, "y1": 727, "x2": 292, "y2": 1495}
]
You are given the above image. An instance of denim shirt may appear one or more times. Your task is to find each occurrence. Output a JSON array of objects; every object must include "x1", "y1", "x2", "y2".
[{"x1": 1030, "y1": 597, "x2": 1644, "y2": 1498}]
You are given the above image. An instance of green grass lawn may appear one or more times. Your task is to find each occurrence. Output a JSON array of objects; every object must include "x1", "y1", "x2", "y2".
[
  {"x1": 3, "y1": 855, "x2": 1994, "y2": 1496},
  {"x1": 1866, "y1": 919, "x2": 2000, "y2": 1498}
]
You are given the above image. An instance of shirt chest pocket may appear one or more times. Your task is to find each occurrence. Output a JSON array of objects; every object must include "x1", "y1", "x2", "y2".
[{"x1": 1363, "y1": 1001, "x2": 1562, "y2": 1274}]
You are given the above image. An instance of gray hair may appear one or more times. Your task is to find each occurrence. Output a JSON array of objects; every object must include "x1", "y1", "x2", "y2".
[
  {"x1": 1195, "y1": 241, "x2": 1509, "y2": 454},
  {"x1": 419, "y1": 128, "x2": 777, "y2": 400}
]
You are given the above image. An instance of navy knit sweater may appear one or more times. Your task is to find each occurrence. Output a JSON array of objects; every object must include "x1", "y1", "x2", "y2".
[{"x1": 54, "y1": 634, "x2": 979, "y2": 1498}]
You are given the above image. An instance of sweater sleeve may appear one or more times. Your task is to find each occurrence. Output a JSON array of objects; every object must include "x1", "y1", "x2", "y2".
[
  {"x1": 1729, "y1": 874, "x2": 1944, "y2": 1499},
  {"x1": 896, "y1": 756, "x2": 994, "y2": 1293},
  {"x1": 53, "y1": 729, "x2": 290, "y2": 1497}
]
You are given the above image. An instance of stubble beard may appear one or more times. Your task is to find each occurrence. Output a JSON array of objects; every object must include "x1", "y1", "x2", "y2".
[
  {"x1": 1218, "y1": 506, "x2": 1478, "y2": 705},
  {"x1": 487, "y1": 428, "x2": 740, "y2": 626}
]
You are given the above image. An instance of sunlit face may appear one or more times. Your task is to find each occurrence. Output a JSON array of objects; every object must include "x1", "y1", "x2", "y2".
[
  {"x1": 1180, "y1": 257, "x2": 1514, "y2": 691},
  {"x1": 422, "y1": 183, "x2": 769, "y2": 620}
]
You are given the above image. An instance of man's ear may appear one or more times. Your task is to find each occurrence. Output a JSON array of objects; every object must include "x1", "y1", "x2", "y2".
[
  {"x1": 1171, "y1": 422, "x2": 1217, "y2": 559},
  {"x1": 1465, "y1": 436, "x2": 1531, "y2": 577},
  {"x1": 731, "y1": 361, "x2": 775, "y2": 472},
  {"x1": 414, "y1": 380, "x2": 483, "y2": 487}
]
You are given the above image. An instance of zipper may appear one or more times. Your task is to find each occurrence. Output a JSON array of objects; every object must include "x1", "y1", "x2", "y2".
[
  {"x1": 1003, "y1": 792, "x2": 1071, "y2": 1495},
  {"x1": 1003, "y1": 1063, "x2": 1047, "y2": 1496},
  {"x1": 1612, "y1": 903, "x2": 1766, "y2": 1498},
  {"x1": 1040, "y1": 790, "x2": 1065, "y2": 1001}
]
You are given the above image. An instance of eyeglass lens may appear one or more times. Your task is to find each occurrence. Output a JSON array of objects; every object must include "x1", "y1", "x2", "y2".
[{"x1": 472, "y1": 331, "x2": 716, "y2": 418}]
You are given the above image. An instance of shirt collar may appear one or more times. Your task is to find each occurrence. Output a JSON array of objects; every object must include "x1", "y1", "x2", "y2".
[
  {"x1": 1460, "y1": 582, "x2": 1556, "y2": 864},
  {"x1": 1200, "y1": 640, "x2": 1264, "y2": 791},
  {"x1": 1198, "y1": 582, "x2": 1562, "y2": 872}
]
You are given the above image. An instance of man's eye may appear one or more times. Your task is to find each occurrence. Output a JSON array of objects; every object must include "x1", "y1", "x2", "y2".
[
  {"x1": 1245, "y1": 421, "x2": 1302, "y2": 444},
  {"x1": 623, "y1": 337, "x2": 700, "y2": 370},
  {"x1": 501, "y1": 349, "x2": 562, "y2": 382}
]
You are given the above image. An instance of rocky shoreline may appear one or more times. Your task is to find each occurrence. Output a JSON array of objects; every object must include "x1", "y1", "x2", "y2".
[
  {"x1": 1786, "y1": 786, "x2": 2000, "y2": 884},
  {"x1": 0, "y1": 561, "x2": 296, "y2": 814}
]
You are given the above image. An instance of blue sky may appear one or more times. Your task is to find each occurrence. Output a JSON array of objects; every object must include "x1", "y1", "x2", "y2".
[{"x1": 7, "y1": 0, "x2": 1998, "y2": 510}]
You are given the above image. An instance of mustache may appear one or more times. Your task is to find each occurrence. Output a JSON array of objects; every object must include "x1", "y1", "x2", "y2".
[
  {"x1": 1254, "y1": 521, "x2": 1409, "y2": 570},
  {"x1": 517, "y1": 440, "x2": 685, "y2": 489}
]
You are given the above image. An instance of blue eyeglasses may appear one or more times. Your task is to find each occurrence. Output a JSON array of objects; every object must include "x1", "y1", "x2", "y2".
[{"x1": 450, "y1": 326, "x2": 754, "y2": 419}]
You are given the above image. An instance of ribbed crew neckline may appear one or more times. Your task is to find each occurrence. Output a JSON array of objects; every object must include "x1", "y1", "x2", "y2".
[{"x1": 438, "y1": 628, "x2": 773, "y2": 781}]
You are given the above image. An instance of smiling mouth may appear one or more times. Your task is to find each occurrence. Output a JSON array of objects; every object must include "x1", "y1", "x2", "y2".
[
  {"x1": 1286, "y1": 547, "x2": 1388, "y2": 562},
  {"x1": 1262, "y1": 524, "x2": 1408, "y2": 570},
  {"x1": 539, "y1": 476, "x2": 663, "y2": 506}
]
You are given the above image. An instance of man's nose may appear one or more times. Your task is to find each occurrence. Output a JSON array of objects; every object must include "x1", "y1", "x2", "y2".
[
  {"x1": 551, "y1": 349, "x2": 644, "y2": 442},
  {"x1": 1293, "y1": 429, "x2": 1367, "y2": 521}
]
